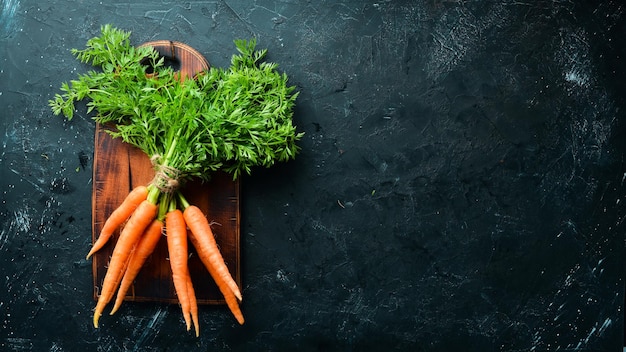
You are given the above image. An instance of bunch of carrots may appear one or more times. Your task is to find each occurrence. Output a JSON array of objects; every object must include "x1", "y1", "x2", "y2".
[
  {"x1": 49, "y1": 25, "x2": 302, "y2": 335},
  {"x1": 87, "y1": 185, "x2": 243, "y2": 336}
]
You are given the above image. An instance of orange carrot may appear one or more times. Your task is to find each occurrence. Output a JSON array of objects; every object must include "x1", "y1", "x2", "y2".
[
  {"x1": 93, "y1": 199, "x2": 158, "y2": 328},
  {"x1": 183, "y1": 205, "x2": 242, "y2": 301},
  {"x1": 183, "y1": 205, "x2": 244, "y2": 324},
  {"x1": 186, "y1": 275, "x2": 200, "y2": 337},
  {"x1": 110, "y1": 219, "x2": 163, "y2": 315},
  {"x1": 166, "y1": 209, "x2": 192, "y2": 331},
  {"x1": 88, "y1": 185, "x2": 148, "y2": 259},
  {"x1": 222, "y1": 284, "x2": 245, "y2": 325}
]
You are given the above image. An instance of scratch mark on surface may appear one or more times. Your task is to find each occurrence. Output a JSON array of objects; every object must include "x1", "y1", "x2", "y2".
[
  {"x1": 8, "y1": 167, "x2": 45, "y2": 193},
  {"x1": 0, "y1": 0, "x2": 21, "y2": 38},
  {"x1": 0, "y1": 226, "x2": 8, "y2": 251},
  {"x1": 221, "y1": 0, "x2": 255, "y2": 35},
  {"x1": 573, "y1": 317, "x2": 613, "y2": 350},
  {"x1": 13, "y1": 206, "x2": 31, "y2": 232},
  {"x1": 598, "y1": 317, "x2": 612, "y2": 334},
  {"x1": 176, "y1": 13, "x2": 192, "y2": 27},
  {"x1": 144, "y1": 8, "x2": 172, "y2": 24},
  {"x1": 425, "y1": 3, "x2": 509, "y2": 79},
  {"x1": 591, "y1": 257, "x2": 605, "y2": 276},
  {"x1": 4, "y1": 337, "x2": 32, "y2": 351},
  {"x1": 132, "y1": 307, "x2": 167, "y2": 351},
  {"x1": 565, "y1": 69, "x2": 590, "y2": 87},
  {"x1": 0, "y1": 205, "x2": 32, "y2": 250}
]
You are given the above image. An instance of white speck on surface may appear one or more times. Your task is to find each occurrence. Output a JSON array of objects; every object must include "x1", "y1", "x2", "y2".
[{"x1": 276, "y1": 269, "x2": 289, "y2": 283}]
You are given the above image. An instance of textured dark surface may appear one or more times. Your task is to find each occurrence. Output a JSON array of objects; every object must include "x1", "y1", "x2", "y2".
[{"x1": 1, "y1": 1, "x2": 625, "y2": 351}]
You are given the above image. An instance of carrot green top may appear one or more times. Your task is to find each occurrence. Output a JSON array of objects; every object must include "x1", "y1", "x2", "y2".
[{"x1": 50, "y1": 24, "x2": 302, "y2": 188}]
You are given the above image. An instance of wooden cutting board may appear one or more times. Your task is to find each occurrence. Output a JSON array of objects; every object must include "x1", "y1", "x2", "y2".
[{"x1": 91, "y1": 41, "x2": 240, "y2": 305}]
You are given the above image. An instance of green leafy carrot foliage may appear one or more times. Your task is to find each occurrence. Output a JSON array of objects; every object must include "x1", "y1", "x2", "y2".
[{"x1": 49, "y1": 24, "x2": 302, "y2": 184}]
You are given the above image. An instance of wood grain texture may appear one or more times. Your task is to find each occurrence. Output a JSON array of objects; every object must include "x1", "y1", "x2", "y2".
[
  {"x1": 91, "y1": 42, "x2": 240, "y2": 305},
  {"x1": 139, "y1": 40, "x2": 209, "y2": 80}
]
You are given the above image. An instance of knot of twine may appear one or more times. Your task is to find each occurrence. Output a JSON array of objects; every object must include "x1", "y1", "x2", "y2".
[{"x1": 150, "y1": 154, "x2": 181, "y2": 193}]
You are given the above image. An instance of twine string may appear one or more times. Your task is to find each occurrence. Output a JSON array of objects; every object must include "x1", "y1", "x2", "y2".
[{"x1": 150, "y1": 154, "x2": 181, "y2": 193}]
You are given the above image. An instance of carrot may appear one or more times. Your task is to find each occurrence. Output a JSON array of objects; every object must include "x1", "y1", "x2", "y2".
[
  {"x1": 183, "y1": 205, "x2": 242, "y2": 301},
  {"x1": 222, "y1": 284, "x2": 245, "y2": 325},
  {"x1": 186, "y1": 275, "x2": 200, "y2": 337},
  {"x1": 109, "y1": 218, "x2": 163, "y2": 315},
  {"x1": 88, "y1": 185, "x2": 149, "y2": 259},
  {"x1": 93, "y1": 199, "x2": 158, "y2": 328},
  {"x1": 183, "y1": 205, "x2": 244, "y2": 324},
  {"x1": 166, "y1": 209, "x2": 192, "y2": 331}
]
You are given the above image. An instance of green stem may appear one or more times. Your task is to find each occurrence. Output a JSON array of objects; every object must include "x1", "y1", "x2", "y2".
[
  {"x1": 168, "y1": 195, "x2": 177, "y2": 213},
  {"x1": 161, "y1": 90, "x2": 187, "y2": 170},
  {"x1": 89, "y1": 88, "x2": 113, "y2": 96},
  {"x1": 104, "y1": 37, "x2": 118, "y2": 68},
  {"x1": 160, "y1": 123, "x2": 183, "y2": 171},
  {"x1": 164, "y1": 136, "x2": 178, "y2": 165},
  {"x1": 147, "y1": 184, "x2": 160, "y2": 205},
  {"x1": 157, "y1": 193, "x2": 170, "y2": 221},
  {"x1": 177, "y1": 192, "x2": 190, "y2": 210}
]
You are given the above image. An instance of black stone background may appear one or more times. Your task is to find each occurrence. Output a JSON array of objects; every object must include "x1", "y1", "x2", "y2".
[{"x1": 1, "y1": 1, "x2": 625, "y2": 351}]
